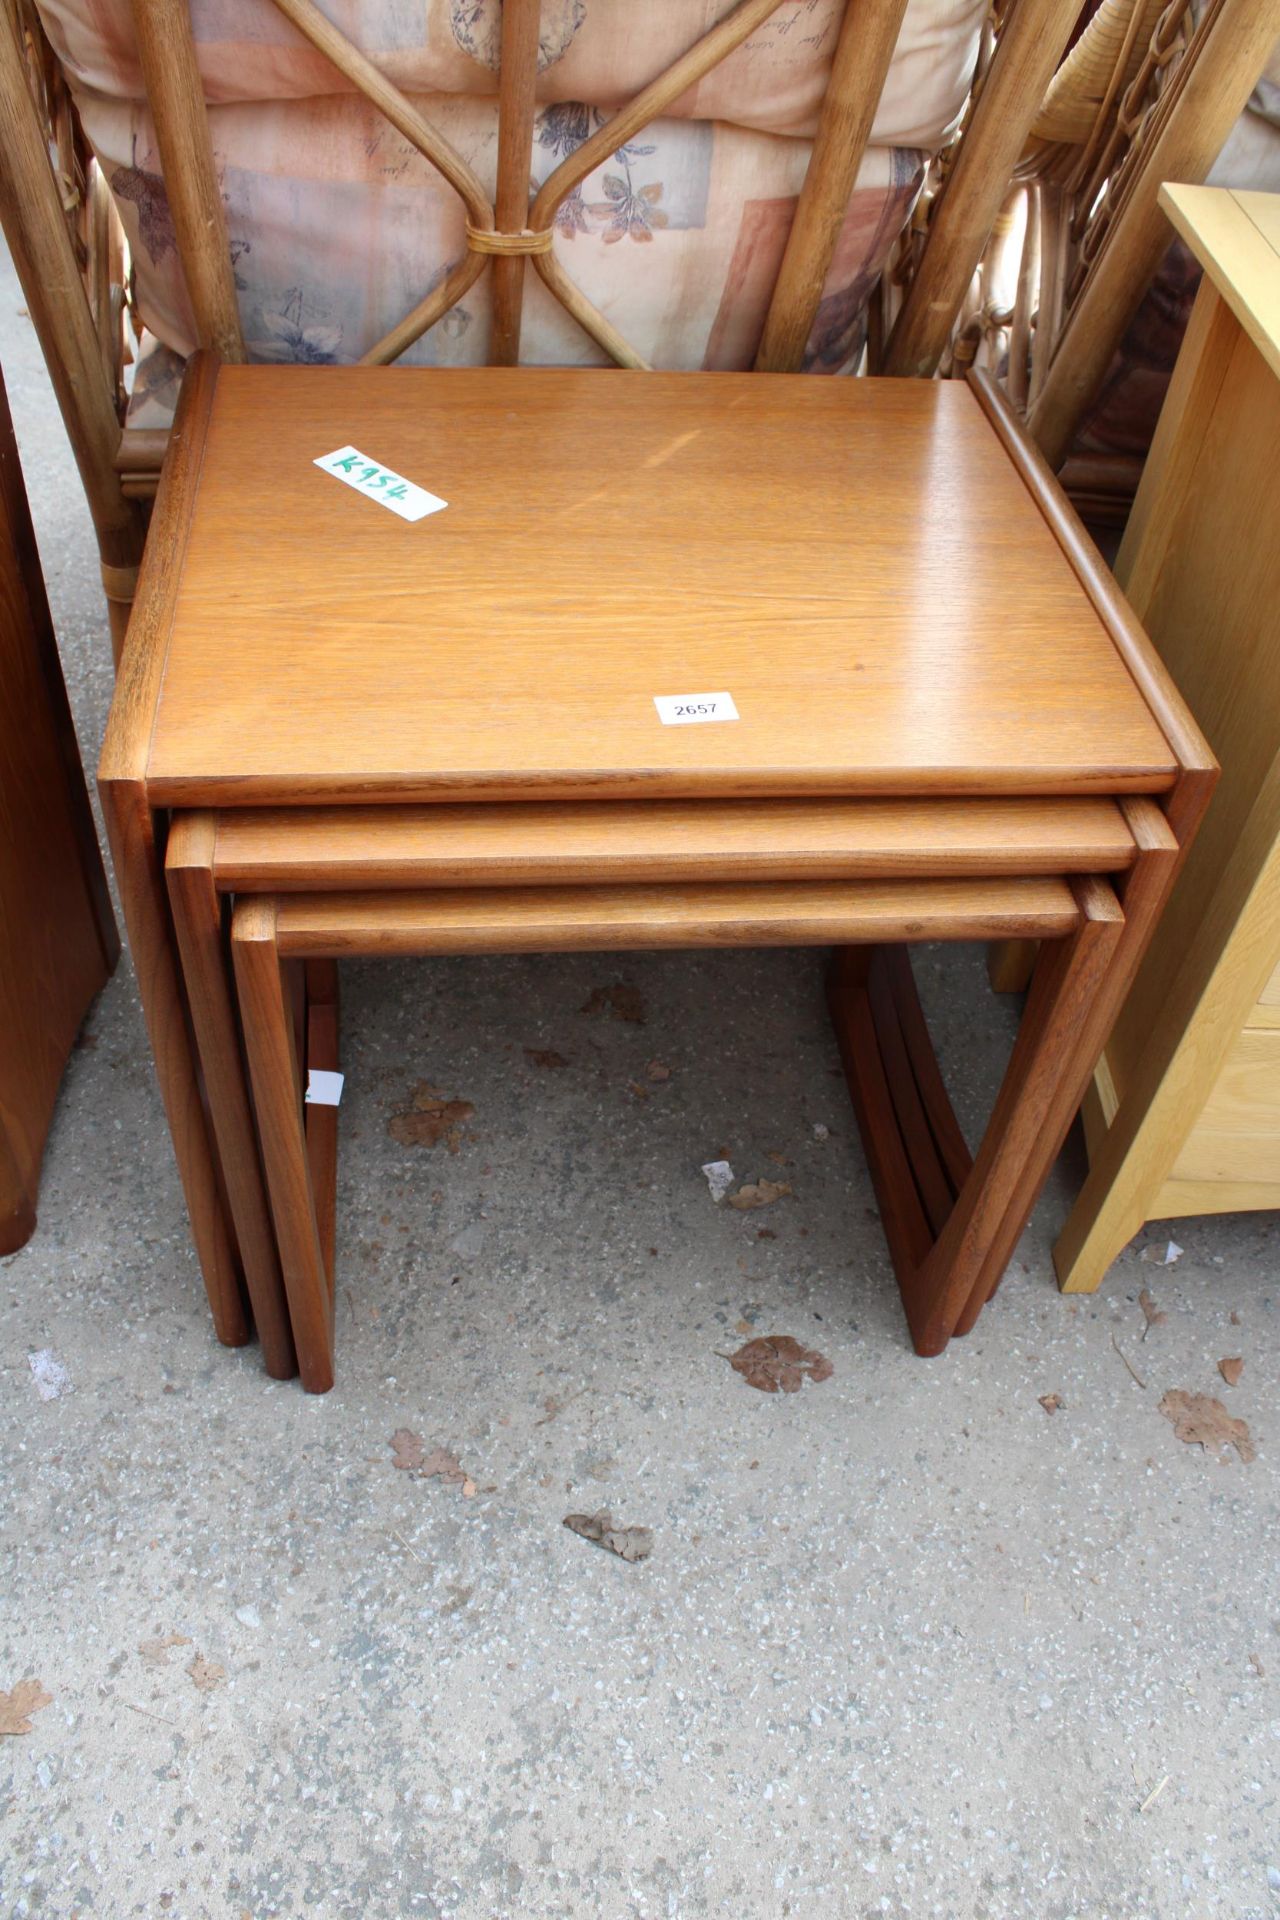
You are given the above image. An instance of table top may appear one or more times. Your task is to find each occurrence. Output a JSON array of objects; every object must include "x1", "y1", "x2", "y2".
[
  {"x1": 1160, "y1": 184, "x2": 1280, "y2": 385},
  {"x1": 140, "y1": 364, "x2": 1177, "y2": 806}
]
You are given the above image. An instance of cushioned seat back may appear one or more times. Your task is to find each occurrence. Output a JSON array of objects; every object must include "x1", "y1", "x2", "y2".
[{"x1": 34, "y1": 0, "x2": 985, "y2": 408}]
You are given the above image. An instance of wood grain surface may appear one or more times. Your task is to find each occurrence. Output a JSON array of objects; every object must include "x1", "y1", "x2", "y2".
[
  {"x1": 231, "y1": 897, "x2": 334, "y2": 1393},
  {"x1": 0, "y1": 372, "x2": 117, "y2": 1251},
  {"x1": 1160, "y1": 184, "x2": 1280, "y2": 382},
  {"x1": 142, "y1": 367, "x2": 1176, "y2": 805},
  {"x1": 270, "y1": 876, "x2": 1082, "y2": 957},
  {"x1": 99, "y1": 354, "x2": 251, "y2": 1349},
  {"x1": 165, "y1": 811, "x2": 296, "y2": 1378},
  {"x1": 1052, "y1": 200, "x2": 1276, "y2": 1290},
  {"x1": 211, "y1": 796, "x2": 1137, "y2": 891}
]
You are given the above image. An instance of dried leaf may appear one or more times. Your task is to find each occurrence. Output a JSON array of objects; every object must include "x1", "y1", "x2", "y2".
[
  {"x1": 1230, "y1": 1310, "x2": 1241, "y2": 1326},
  {"x1": 138, "y1": 1634, "x2": 191, "y2": 1668},
  {"x1": 564, "y1": 1510, "x2": 607, "y2": 1541},
  {"x1": 1138, "y1": 1288, "x2": 1166, "y2": 1329},
  {"x1": 1039, "y1": 1393, "x2": 1063, "y2": 1415},
  {"x1": 0, "y1": 1679, "x2": 52, "y2": 1736},
  {"x1": 1159, "y1": 1389, "x2": 1255, "y2": 1463},
  {"x1": 390, "y1": 1428, "x2": 425, "y2": 1472},
  {"x1": 563, "y1": 1509, "x2": 653, "y2": 1562},
  {"x1": 186, "y1": 1655, "x2": 225, "y2": 1692},
  {"x1": 419, "y1": 1446, "x2": 468, "y2": 1487},
  {"x1": 388, "y1": 1085, "x2": 475, "y2": 1154},
  {"x1": 646, "y1": 1060, "x2": 671, "y2": 1082},
  {"x1": 525, "y1": 1048, "x2": 569, "y2": 1070},
  {"x1": 1218, "y1": 1356, "x2": 1244, "y2": 1387},
  {"x1": 728, "y1": 1178, "x2": 793, "y2": 1211},
  {"x1": 580, "y1": 982, "x2": 646, "y2": 1024},
  {"x1": 729, "y1": 1335, "x2": 833, "y2": 1394}
]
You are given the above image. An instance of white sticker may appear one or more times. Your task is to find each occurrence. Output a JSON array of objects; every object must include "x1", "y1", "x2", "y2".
[
  {"x1": 314, "y1": 446, "x2": 447, "y2": 523},
  {"x1": 306, "y1": 1069, "x2": 345, "y2": 1107},
  {"x1": 701, "y1": 1159, "x2": 735, "y2": 1204},
  {"x1": 654, "y1": 692, "x2": 739, "y2": 726}
]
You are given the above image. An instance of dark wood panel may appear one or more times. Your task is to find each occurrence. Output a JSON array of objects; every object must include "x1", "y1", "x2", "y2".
[{"x1": 0, "y1": 367, "x2": 117, "y2": 1250}]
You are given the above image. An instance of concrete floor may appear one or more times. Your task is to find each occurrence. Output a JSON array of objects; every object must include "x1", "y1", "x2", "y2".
[{"x1": 2, "y1": 248, "x2": 1279, "y2": 1920}]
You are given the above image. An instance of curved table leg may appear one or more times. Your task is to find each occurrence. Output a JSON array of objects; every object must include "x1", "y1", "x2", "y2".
[
  {"x1": 101, "y1": 781, "x2": 250, "y2": 1350},
  {"x1": 303, "y1": 959, "x2": 340, "y2": 1297},
  {"x1": 166, "y1": 811, "x2": 296, "y2": 1378},
  {"x1": 232, "y1": 898, "x2": 335, "y2": 1394},
  {"x1": 831, "y1": 874, "x2": 1125, "y2": 1355}
]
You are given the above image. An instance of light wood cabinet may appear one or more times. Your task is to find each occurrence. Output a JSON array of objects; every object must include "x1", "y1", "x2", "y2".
[{"x1": 1056, "y1": 184, "x2": 1280, "y2": 1288}]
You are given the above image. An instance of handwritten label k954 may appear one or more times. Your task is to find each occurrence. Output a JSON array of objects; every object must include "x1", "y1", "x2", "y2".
[{"x1": 314, "y1": 446, "x2": 447, "y2": 523}]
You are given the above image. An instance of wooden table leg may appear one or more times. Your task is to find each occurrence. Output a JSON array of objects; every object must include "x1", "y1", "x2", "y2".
[
  {"x1": 99, "y1": 781, "x2": 249, "y2": 1349},
  {"x1": 303, "y1": 959, "x2": 340, "y2": 1300},
  {"x1": 166, "y1": 812, "x2": 296, "y2": 1379},
  {"x1": 961, "y1": 800, "x2": 1180, "y2": 1319},
  {"x1": 97, "y1": 356, "x2": 249, "y2": 1352},
  {"x1": 232, "y1": 897, "x2": 335, "y2": 1394},
  {"x1": 986, "y1": 938, "x2": 1037, "y2": 994},
  {"x1": 832, "y1": 875, "x2": 1125, "y2": 1355}
]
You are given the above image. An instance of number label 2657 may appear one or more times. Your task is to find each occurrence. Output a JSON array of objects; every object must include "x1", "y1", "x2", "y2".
[{"x1": 653, "y1": 692, "x2": 740, "y2": 726}]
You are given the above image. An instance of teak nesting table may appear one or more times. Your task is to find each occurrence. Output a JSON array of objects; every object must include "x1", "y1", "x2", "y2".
[{"x1": 99, "y1": 357, "x2": 1214, "y2": 1390}]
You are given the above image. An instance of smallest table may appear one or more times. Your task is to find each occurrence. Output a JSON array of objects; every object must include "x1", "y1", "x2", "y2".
[{"x1": 101, "y1": 359, "x2": 1213, "y2": 1384}]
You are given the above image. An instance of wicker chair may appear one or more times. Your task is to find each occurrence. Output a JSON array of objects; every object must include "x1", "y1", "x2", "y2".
[{"x1": 0, "y1": 0, "x2": 1272, "y2": 652}]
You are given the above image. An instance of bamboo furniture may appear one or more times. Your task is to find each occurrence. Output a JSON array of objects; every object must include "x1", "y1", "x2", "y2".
[
  {"x1": 0, "y1": 0, "x2": 922, "y2": 621},
  {"x1": 876, "y1": 0, "x2": 1277, "y2": 521},
  {"x1": 1055, "y1": 183, "x2": 1280, "y2": 1291},
  {"x1": 0, "y1": 0, "x2": 142, "y2": 659},
  {"x1": 2, "y1": 0, "x2": 1273, "y2": 654},
  {"x1": 1025, "y1": 1, "x2": 1278, "y2": 471},
  {"x1": 0, "y1": 364, "x2": 118, "y2": 1250},
  {"x1": 93, "y1": 352, "x2": 1214, "y2": 1386}
]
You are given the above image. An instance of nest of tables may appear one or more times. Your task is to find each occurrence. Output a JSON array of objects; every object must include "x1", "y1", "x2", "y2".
[{"x1": 100, "y1": 358, "x2": 1213, "y2": 1390}]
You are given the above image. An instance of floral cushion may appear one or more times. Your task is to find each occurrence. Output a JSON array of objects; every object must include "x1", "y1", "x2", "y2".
[{"x1": 32, "y1": 0, "x2": 986, "y2": 421}]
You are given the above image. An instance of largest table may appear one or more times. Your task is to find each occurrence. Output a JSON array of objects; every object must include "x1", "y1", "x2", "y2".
[{"x1": 99, "y1": 358, "x2": 1214, "y2": 1376}]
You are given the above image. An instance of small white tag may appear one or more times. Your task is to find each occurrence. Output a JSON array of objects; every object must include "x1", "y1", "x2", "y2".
[
  {"x1": 314, "y1": 446, "x2": 447, "y2": 523},
  {"x1": 306, "y1": 1069, "x2": 345, "y2": 1107},
  {"x1": 654, "y1": 692, "x2": 739, "y2": 726},
  {"x1": 701, "y1": 1159, "x2": 735, "y2": 1203}
]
